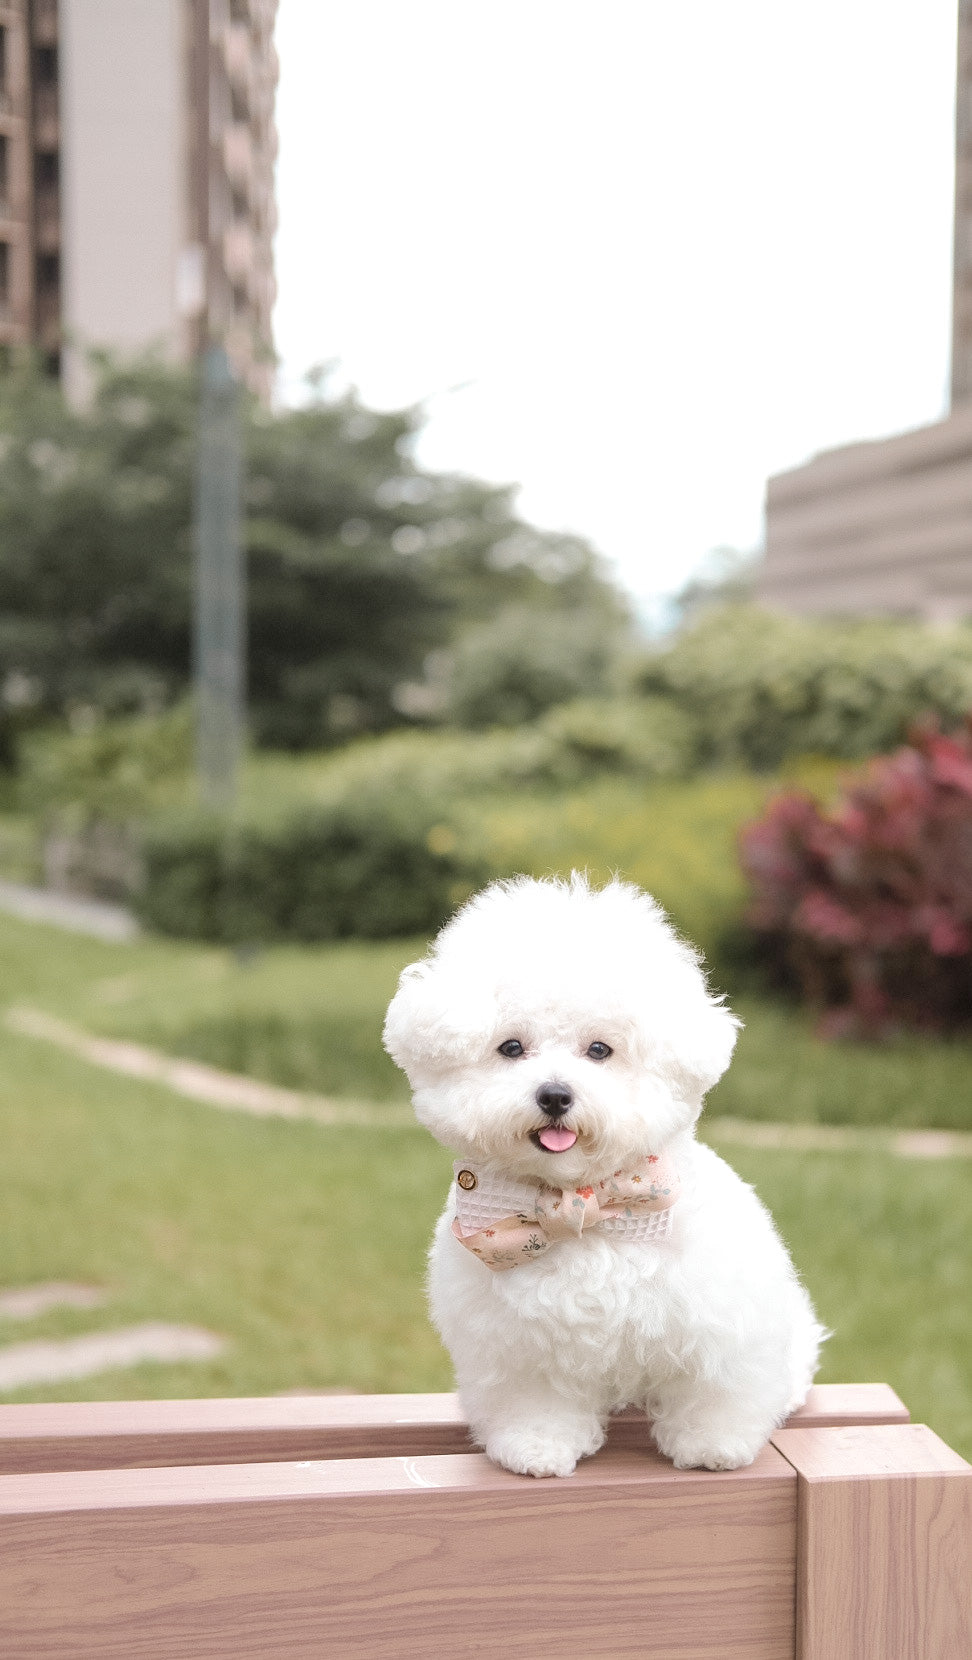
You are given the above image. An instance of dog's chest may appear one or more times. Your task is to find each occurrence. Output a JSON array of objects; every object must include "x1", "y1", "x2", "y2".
[{"x1": 493, "y1": 1235, "x2": 671, "y2": 1351}]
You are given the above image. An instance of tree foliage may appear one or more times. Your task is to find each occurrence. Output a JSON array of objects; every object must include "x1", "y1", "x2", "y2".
[{"x1": 0, "y1": 357, "x2": 627, "y2": 750}]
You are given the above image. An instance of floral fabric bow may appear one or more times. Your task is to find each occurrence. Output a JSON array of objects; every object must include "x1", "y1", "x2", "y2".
[{"x1": 451, "y1": 1155, "x2": 680, "y2": 1271}]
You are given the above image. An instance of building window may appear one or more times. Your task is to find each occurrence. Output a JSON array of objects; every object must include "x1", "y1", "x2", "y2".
[
  {"x1": 36, "y1": 250, "x2": 59, "y2": 290},
  {"x1": 0, "y1": 241, "x2": 10, "y2": 309},
  {"x1": 35, "y1": 45, "x2": 57, "y2": 85},
  {"x1": 0, "y1": 29, "x2": 7, "y2": 99},
  {"x1": 35, "y1": 151, "x2": 59, "y2": 188},
  {"x1": 230, "y1": 0, "x2": 250, "y2": 22},
  {"x1": 0, "y1": 136, "x2": 8, "y2": 211}
]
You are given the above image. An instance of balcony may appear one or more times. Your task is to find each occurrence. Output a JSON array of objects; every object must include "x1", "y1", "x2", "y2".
[
  {"x1": 32, "y1": 0, "x2": 58, "y2": 47},
  {"x1": 34, "y1": 193, "x2": 59, "y2": 253},
  {"x1": 221, "y1": 121, "x2": 253, "y2": 188},
  {"x1": 221, "y1": 219, "x2": 254, "y2": 284},
  {"x1": 32, "y1": 82, "x2": 57, "y2": 145},
  {"x1": 222, "y1": 22, "x2": 254, "y2": 104}
]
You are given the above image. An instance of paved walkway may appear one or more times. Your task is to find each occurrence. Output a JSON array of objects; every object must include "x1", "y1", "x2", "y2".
[
  {"x1": 0, "y1": 1323, "x2": 225, "y2": 1392},
  {"x1": 6, "y1": 1004, "x2": 971, "y2": 1159},
  {"x1": 0, "y1": 1280, "x2": 226, "y2": 1393},
  {"x1": 0, "y1": 879, "x2": 138, "y2": 941},
  {"x1": 5, "y1": 1006, "x2": 412, "y2": 1128}
]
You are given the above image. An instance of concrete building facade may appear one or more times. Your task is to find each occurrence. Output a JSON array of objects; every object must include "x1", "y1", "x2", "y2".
[
  {"x1": 759, "y1": 410, "x2": 972, "y2": 623},
  {"x1": 0, "y1": 0, "x2": 277, "y2": 398},
  {"x1": 952, "y1": 0, "x2": 972, "y2": 405},
  {"x1": 759, "y1": 2, "x2": 972, "y2": 621}
]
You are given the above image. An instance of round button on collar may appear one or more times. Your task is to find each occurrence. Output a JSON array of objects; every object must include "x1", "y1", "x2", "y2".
[{"x1": 457, "y1": 1169, "x2": 477, "y2": 1191}]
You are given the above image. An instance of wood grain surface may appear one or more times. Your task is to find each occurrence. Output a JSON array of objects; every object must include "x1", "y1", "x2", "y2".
[
  {"x1": 0, "y1": 1381, "x2": 908, "y2": 1474},
  {"x1": 772, "y1": 1423, "x2": 972, "y2": 1660},
  {"x1": 0, "y1": 1442, "x2": 797, "y2": 1660}
]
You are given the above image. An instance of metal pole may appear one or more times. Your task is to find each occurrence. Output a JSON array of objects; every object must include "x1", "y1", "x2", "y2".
[{"x1": 194, "y1": 344, "x2": 245, "y2": 809}]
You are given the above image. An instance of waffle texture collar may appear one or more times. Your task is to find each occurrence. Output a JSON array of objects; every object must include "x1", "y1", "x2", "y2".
[{"x1": 451, "y1": 1154, "x2": 680, "y2": 1271}]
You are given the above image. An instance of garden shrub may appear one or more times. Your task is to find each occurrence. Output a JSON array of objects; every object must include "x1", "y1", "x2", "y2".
[
  {"x1": 532, "y1": 696, "x2": 698, "y2": 781},
  {"x1": 242, "y1": 700, "x2": 698, "y2": 814},
  {"x1": 739, "y1": 721, "x2": 972, "y2": 1035},
  {"x1": 135, "y1": 791, "x2": 489, "y2": 942},
  {"x1": 639, "y1": 605, "x2": 972, "y2": 769},
  {"x1": 19, "y1": 705, "x2": 193, "y2": 898},
  {"x1": 439, "y1": 604, "x2": 622, "y2": 728}
]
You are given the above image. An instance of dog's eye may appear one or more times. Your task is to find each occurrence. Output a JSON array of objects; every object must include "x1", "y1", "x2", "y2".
[
  {"x1": 586, "y1": 1041, "x2": 613, "y2": 1060},
  {"x1": 497, "y1": 1039, "x2": 525, "y2": 1059}
]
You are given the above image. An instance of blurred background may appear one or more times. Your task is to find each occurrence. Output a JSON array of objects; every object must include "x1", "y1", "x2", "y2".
[{"x1": 0, "y1": 1, "x2": 968, "y2": 1459}]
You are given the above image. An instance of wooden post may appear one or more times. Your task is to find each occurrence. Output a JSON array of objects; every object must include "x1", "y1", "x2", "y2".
[{"x1": 772, "y1": 1423, "x2": 972, "y2": 1660}]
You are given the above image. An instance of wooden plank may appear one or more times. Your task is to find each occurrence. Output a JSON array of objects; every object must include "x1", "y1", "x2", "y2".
[
  {"x1": 783, "y1": 1383, "x2": 909, "y2": 1429},
  {"x1": 772, "y1": 1423, "x2": 972, "y2": 1660},
  {"x1": 0, "y1": 1443, "x2": 798, "y2": 1660},
  {"x1": 0, "y1": 1382, "x2": 908, "y2": 1474},
  {"x1": 0, "y1": 1393, "x2": 472, "y2": 1473}
]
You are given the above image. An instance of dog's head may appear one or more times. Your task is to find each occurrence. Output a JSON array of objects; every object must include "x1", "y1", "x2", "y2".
[{"x1": 383, "y1": 874, "x2": 739, "y2": 1183}]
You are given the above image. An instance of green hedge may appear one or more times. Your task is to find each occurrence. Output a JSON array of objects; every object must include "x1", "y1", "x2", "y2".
[
  {"x1": 638, "y1": 606, "x2": 972, "y2": 769},
  {"x1": 240, "y1": 696, "x2": 698, "y2": 811},
  {"x1": 135, "y1": 794, "x2": 488, "y2": 943}
]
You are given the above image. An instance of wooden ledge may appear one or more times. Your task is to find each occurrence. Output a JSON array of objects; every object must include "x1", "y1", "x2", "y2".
[
  {"x1": 0, "y1": 1381, "x2": 909, "y2": 1475},
  {"x1": 0, "y1": 1442, "x2": 798, "y2": 1660},
  {"x1": 0, "y1": 1388, "x2": 965, "y2": 1660}
]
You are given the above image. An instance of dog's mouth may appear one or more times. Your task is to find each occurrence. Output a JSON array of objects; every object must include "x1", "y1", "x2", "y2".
[{"x1": 530, "y1": 1125, "x2": 578, "y2": 1153}]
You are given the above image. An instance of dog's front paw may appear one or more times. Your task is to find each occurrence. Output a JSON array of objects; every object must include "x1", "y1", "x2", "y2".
[
  {"x1": 653, "y1": 1424, "x2": 762, "y2": 1471},
  {"x1": 485, "y1": 1422, "x2": 602, "y2": 1479}
]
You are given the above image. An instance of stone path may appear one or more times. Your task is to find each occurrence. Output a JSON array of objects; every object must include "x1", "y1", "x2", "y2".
[
  {"x1": 702, "y1": 1115, "x2": 972, "y2": 1161},
  {"x1": 5, "y1": 1006, "x2": 412, "y2": 1128},
  {"x1": 0, "y1": 1281, "x2": 227, "y2": 1392},
  {"x1": 0, "y1": 1283, "x2": 107, "y2": 1320},
  {"x1": 6, "y1": 1003, "x2": 971, "y2": 1159},
  {"x1": 0, "y1": 1322, "x2": 225, "y2": 1392},
  {"x1": 0, "y1": 879, "x2": 138, "y2": 941}
]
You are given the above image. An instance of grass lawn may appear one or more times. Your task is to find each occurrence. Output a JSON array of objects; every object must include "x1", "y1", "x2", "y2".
[
  {"x1": 0, "y1": 1004, "x2": 968, "y2": 1458},
  {"x1": 0, "y1": 911, "x2": 969, "y2": 1458},
  {"x1": 3, "y1": 913, "x2": 970, "y2": 1132}
]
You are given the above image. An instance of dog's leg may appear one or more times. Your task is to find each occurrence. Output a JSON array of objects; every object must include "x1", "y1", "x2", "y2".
[
  {"x1": 646, "y1": 1374, "x2": 785, "y2": 1471},
  {"x1": 461, "y1": 1379, "x2": 608, "y2": 1479}
]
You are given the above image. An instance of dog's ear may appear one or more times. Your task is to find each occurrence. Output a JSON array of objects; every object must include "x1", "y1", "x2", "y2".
[
  {"x1": 383, "y1": 960, "x2": 495, "y2": 1078},
  {"x1": 648, "y1": 965, "x2": 741, "y2": 1103}
]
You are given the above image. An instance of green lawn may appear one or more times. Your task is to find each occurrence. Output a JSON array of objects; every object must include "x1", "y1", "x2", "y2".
[
  {"x1": 0, "y1": 994, "x2": 968, "y2": 1459},
  {"x1": 0, "y1": 912, "x2": 970, "y2": 1457},
  {"x1": 2, "y1": 913, "x2": 970, "y2": 1132}
]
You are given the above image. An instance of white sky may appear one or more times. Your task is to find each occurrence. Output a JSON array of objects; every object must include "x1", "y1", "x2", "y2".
[{"x1": 272, "y1": 1, "x2": 958, "y2": 619}]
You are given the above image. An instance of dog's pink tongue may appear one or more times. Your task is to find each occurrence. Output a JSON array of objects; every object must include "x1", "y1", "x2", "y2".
[{"x1": 538, "y1": 1125, "x2": 578, "y2": 1152}]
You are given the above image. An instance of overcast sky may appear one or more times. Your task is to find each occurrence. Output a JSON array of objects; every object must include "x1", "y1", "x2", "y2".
[{"x1": 272, "y1": 1, "x2": 958, "y2": 619}]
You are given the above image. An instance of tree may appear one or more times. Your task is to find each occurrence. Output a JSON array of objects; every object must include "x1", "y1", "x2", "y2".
[{"x1": 0, "y1": 356, "x2": 629, "y2": 749}]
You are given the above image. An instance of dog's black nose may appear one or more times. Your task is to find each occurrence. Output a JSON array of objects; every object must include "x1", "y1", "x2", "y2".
[{"x1": 536, "y1": 1082, "x2": 573, "y2": 1117}]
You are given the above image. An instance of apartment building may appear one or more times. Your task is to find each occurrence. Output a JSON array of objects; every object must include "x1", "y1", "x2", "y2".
[
  {"x1": 758, "y1": 1, "x2": 972, "y2": 621},
  {"x1": 0, "y1": 0, "x2": 278, "y2": 398}
]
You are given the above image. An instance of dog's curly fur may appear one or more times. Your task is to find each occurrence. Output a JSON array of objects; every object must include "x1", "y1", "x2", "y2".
[{"x1": 384, "y1": 874, "x2": 824, "y2": 1478}]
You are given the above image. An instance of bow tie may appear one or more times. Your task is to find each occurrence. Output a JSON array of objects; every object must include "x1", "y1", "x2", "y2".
[{"x1": 451, "y1": 1155, "x2": 680, "y2": 1271}]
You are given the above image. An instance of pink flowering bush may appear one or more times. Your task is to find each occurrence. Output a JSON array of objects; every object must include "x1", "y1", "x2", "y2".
[{"x1": 739, "y1": 721, "x2": 972, "y2": 1036}]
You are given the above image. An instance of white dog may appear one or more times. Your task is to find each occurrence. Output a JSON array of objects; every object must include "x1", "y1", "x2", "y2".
[{"x1": 383, "y1": 874, "x2": 823, "y2": 1478}]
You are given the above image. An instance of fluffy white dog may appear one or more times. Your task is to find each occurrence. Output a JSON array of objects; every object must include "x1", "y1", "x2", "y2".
[{"x1": 383, "y1": 874, "x2": 823, "y2": 1478}]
